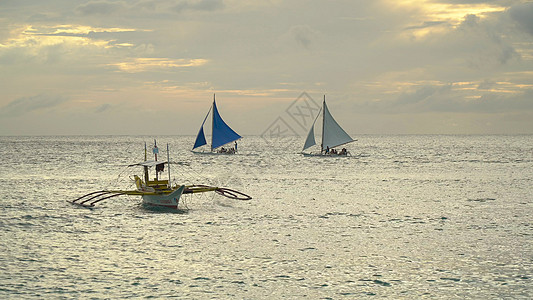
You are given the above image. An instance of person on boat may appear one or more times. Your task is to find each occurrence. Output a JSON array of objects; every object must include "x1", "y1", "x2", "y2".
[
  {"x1": 234, "y1": 141, "x2": 238, "y2": 152},
  {"x1": 340, "y1": 148, "x2": 347, "y2": 155},
  {"x1": 325, "y1": 146, "x2": 330, "y2": 154},
  {"x1": 153, "y1": 144, "x2": 159, "y2": 160}
]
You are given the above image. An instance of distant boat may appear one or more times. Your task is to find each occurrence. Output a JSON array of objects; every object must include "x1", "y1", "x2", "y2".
[
  {"x1": 192, "y1": 94, "x2": 242, "y2": 154},
  {"x1": 302, "y1": 95, "x2": 355, "y2": 156}
]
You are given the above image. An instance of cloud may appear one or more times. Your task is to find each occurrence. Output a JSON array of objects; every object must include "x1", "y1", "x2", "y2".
[
  {"x1": 76, "y1": 1, "x2": 125, "y2": 16},
  {"x1": 438, "y1": 0, "x2": 505, "y2": 3},
  {"x1": 109, "y1": 58, "x2": 208, "y2": 72},
  {"x1": 383, "y1": 83, "x2": 533, "y2": 114},
  {"x1": 405, "y1": 21, "x2": 449, "y2": 30},
  {"x1": 289, "y1": 25, "x2": 316, "y2": 49},
  {"x1": 172, "y1": 0, "x2": 225, "y2": 13},
  {"x1": 471, "y1": 89, "x2": 533, "y2": 112},
  {"x1": 459, "y1": 13, "x2": 480, "y2": 28},
  {"x1": 448, "y1": 13, "x2": 519, "y2": 66},
  {"x1": 0, "y1": 95, "x2": 68, "y2": 117},
  {"x1": 509, "y1": 2, "x2": 533, "y2": 36},
  {"x1": 0, "y1": 24, "x2": 141, "y2": 65},
  {"x1": 95, "y1": 103, "x2": 112, "y2": 113}
]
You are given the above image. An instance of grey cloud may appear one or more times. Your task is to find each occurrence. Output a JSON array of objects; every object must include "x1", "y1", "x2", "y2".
[
  {"x1": 356, "y1": 82, "x2": 533, "y2": 115},
  {"x1": 0, "y1": 95, "x2": 68, "y2": 117},
  {"x1": 389, "y1": 85, "x2": 533, "y2": 114},
  {"x1": 395, "y1": 85, "x2": 446, "y2": 107},
  {"x1": 459, "y1": 14, "x2": 480, "y2": 29},
  {"x1": 437, "y1": 0, "x2": 502, "y2": 3},
  {"x1": 475, "y1": 90, "x2": 533, "y2": 112},
  {"x1": 95, "y1": 103, "x2": 112, "y2": 113},
  {"x1": 456, "y1": 13, "x2": 519, "y2": 66},
  {"x1": 496, "y1": 42, "x2": 518, "y2": 64},
  {"x1": 509, "y1": 2, "x2": 533, "y2": 36},
  {"x1": 172, "y1": 0, "x2": 225, "y2": 13},
  {"x1": 76, "y1": 1, "x2": 125, "y2": 15},
  {"x1": 477, "y1": 79, "x2": 496, "y2": 90},
  {"x1": 289, "y1": 25, "x2": 316, "y2": 49}
]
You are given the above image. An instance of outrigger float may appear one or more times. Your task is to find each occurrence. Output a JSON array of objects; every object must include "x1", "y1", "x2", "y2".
[{"x1": 69, "y1": 140, "x2": 251, "y2": 209}]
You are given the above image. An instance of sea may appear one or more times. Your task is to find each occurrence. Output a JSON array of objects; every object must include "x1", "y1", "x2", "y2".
[{"x1": 0, "y1": 135, "x2": 531, "y2": 299}]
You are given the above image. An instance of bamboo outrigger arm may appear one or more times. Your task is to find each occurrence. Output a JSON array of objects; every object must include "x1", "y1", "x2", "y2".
[
  {"x1": 68, "y1": 191, "x2": 128, "y2": 207},
  {"x1": 69, "y1": 185, "x2": 251, "y2": 208}
]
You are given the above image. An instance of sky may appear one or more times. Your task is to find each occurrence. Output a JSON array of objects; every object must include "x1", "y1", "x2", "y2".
[{"x1": 1, "y1": 0, "x2": 532, "y2": 135}]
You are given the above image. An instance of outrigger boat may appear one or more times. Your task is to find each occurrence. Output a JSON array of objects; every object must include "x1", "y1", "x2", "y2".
[
  {"x1": 192, "y1": 94, "x2": 242, "y2": 154},
  {"x1": 70, "y1": 140, "x2": 251, "y2": 209},
  {"x1": 302, "y1": 95, "x2": 356, "y2": 156}
]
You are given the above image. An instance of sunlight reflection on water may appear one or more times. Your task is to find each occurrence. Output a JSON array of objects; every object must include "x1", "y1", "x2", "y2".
[{"x1": 0, "y1": 135, "x2": 531, "y2": 298}]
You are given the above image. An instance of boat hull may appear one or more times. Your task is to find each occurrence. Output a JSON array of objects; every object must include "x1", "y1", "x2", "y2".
[
  {"x1": 141, "y1": 185, "x2": 185, "y2": 209},
  {"x1": 191, "y1": 150, "x2": 237, "y2": 155},
  {"x1": 301, "y1": 152, "x2": 351, "y2": 157}
]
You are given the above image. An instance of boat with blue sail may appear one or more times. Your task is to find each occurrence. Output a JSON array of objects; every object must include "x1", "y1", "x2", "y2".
[
  {"x1": 192, "y1": 94, "x2": 242, "y2": 154},
  {"x1": 302, "y1": 95, "x2": 355, "y2": 156}
]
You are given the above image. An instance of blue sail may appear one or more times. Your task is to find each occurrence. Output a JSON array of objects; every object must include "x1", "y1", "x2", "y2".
[
  {"x1": 192, "y1": 106, "x2": 211, "y2": 150},
  {"x1": 211, "y1": 100, "x2": 241, "y2": 150},
  {"x1": 193, "y1": 126, "x2": 207, "y2": 149}
]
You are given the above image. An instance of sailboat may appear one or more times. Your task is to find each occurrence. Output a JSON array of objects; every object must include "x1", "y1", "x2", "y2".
[
  {"x1": 192, "y1": 94, "x2": 242, "y2": 154},
  {"x1": 302, "y1": 95, "x2": 355, "y2": 156},
  {"x1": 69, "y1": 140, "x2": 251, "y2": 209}
]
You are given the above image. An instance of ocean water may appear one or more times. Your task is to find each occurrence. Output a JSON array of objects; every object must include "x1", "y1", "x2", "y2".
[{"x1": 0, "y1": 135, "x2": 531, "y2": 299}]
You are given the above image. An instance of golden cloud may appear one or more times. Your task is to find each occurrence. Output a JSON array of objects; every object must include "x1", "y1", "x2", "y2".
[
  {"x1": 110, "y1": 58, "x2": 209, "y2": 72},
  {"x1": 386, "y1": 0, "x2": 506, "y2": 40},
  {"x1": 0, "y1": 24, "x2": 142, "y2": 50}
]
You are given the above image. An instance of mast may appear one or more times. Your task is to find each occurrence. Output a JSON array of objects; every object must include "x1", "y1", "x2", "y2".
[
  {"x1": 167, "y1": 144, "x2": 171, "y2": 186},
  {"x1": 211, "y1": 93, "x2": 215, "y2": 152},
  {"x1": 144, "y1": 142, "x2": 149, "y2": 183},
  {"x1": 153, "y1": 139, "x2": 158, "y2": 181},
  {"x1": 321, "y1": 95, "x2": 325, "y2": 154}
]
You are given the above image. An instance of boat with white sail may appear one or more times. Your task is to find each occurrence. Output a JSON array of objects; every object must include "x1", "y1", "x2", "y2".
[
  {"x1": 192, "y1": 94, "x2": 242, "y2": 154},
  {"x1": 70, "y1": 140, "x2": 251, "y2": 209},
  {"x1": 302, "y1": 95, "x2": 355, "y2": 156}
]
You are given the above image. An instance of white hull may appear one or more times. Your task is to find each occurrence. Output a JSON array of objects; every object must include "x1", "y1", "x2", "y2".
[
  {"x1": 191, "y1": 150, "x2": 236, "y2": 155},
  {"x1": 142, "y1": 185, "x2": 185, "y2": 209},
  {"x1": 302, "y1": 152, "x2": 351, "y2": 157}
]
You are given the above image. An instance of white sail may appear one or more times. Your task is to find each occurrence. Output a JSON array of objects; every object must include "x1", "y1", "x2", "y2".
[
  {"x1": 302, "y1": 106, "x2": 322, "y2": 151},
  {"x1": 302, "y1": 125, "x2": 316, "y2": 151},
  {"x1": 321, "y1": 98, "x2": 354, "y2": 149}
]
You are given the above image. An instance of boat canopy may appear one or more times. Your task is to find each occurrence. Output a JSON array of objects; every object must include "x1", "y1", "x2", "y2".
[{"x1": 128, "y1": 160, "x2": 168, "y2": 167}]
